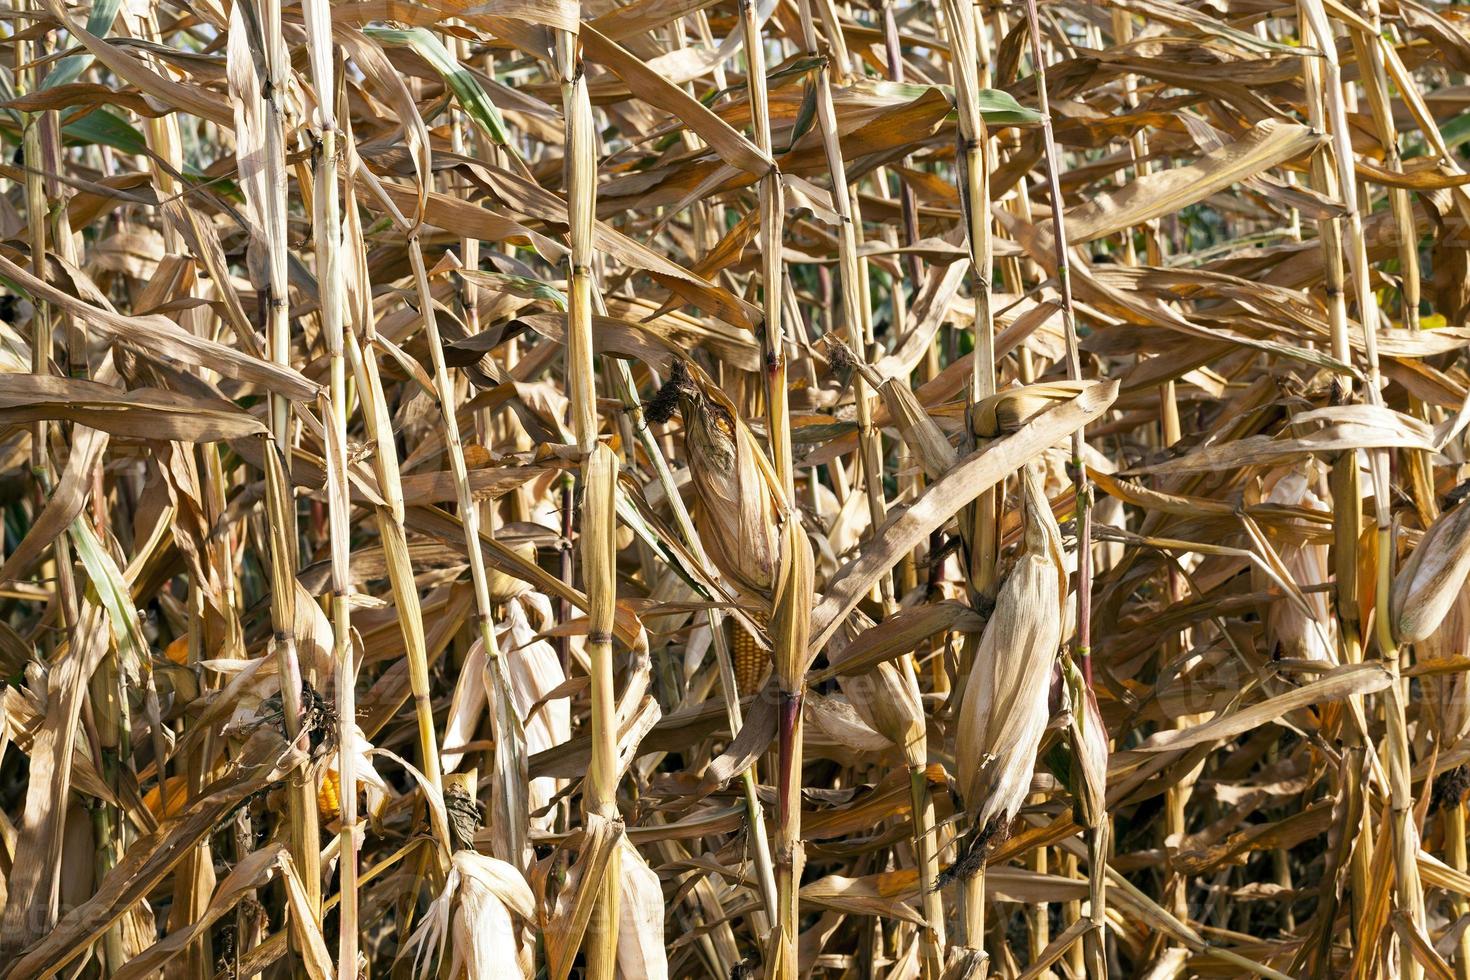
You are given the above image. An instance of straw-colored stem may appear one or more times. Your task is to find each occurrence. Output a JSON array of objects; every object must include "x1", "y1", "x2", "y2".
[
  {"x1": 302, "y1": 22, "x2": 358, "y2": 971},
  {"x1": 1300, "y1": 5, "x2": 1423, "y2": 973},
  {"x1": 687, "y1": 48, "x2": 795, "y2": 922},
  {"x1": 1021, "y1": 4, "x2": 1107, "y2": 974},
  {"x1": 794, "y1": 0, "x2": 891, "y2": 614},
  {"x1": 406, "y1": 236, "x2": 528, "y2": 870},
  {"x1": 256, "y1": 0, "x2": 322, "y2": 930},
  {"x1": 339, "y1": 132, "x2": 444, "y2": 809},
  {"x1": 261, "y1": 0, "x2": 293, "y2": 468},
  {"x1": 900, "y1": 655, "x2": 945, "y2": 975},
  {"x1": 937, "y1": 0, "x2": 999, "y2": 606},
  {"x1": 263, "y1": 446, "x2": 323, "y2": 924},
  {"x1": 909, "y1": 766, "x2": 946, "y2": 975},
  {"x1": 1352, "y1": 1, "x2": 1436, "y2": 526},
  {"x1": 21, "y1": 54, "x2": 49, "y2": 487},
  {"x1": 1448, "y1": 802, "x2": 1470, "y2": 980},
  {"x1": 561, "y1": 40, "x2": 622, "y2": 972},
  {"x1": 581, "y1": 445, "x2": 622, "y2": 979},
  {"x1": 740, "y1": 0, "x2": 793, "y2": 504}
]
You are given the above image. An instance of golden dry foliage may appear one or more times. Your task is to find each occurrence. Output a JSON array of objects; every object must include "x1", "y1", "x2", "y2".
[{"x1": 6, "y1": 0, "x2": 1470, "y2": 977}]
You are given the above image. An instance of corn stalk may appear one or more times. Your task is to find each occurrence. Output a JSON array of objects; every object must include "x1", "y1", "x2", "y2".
[{"x1": 1021, "y1": 3, "x2": 1107, "y2": 974}]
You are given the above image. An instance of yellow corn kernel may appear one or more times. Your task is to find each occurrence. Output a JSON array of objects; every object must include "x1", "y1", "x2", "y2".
[
  {"x1": 733, "y1": 623, "x2": 765, "y2": 696},
  {"x1": 318, "y1": 769, "x2": 341, "y2": 821}
]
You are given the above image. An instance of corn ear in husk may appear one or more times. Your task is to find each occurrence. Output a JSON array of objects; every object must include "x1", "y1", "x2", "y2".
[
  {"x1": 955, "y1": 462, "x2": 1065, "y2": 836},
  {"x1": 771, "y1": 518, "x2": 815, "y2": 691},
  {"x1": 616, "y1": 839, "x2": 668, "y2": 980},
  {"x1": 1392, "y1": 499, "x2": 1470, "y2": 642},
  {"x1": 404, "y1": 849, "x2": 536, "y2": 980},
  {"x1": 504, "y1": 592, "x2": 570, "y2": 826},
  {"x1": 835, "y1": 613, "x2": 926, "y2": 769},
  {"x1": 450, "y1": 850, "x2": 537, "y2": 980},
  {"x1": 1252, "y1": 464, "x2": 1337, "y2": 663},
  {"x1": 652, "y1": 360, "x2": 789, "y2": 599},
  {"x1": 315, "y1": 724, "x2": 391, "y2": 823},
  {"x1": 969, "y1": 381, "x2": 1093, "y2": 440}
]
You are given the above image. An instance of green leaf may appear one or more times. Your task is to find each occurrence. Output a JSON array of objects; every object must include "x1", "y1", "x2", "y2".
[
  {"x1": 68, "y1": 517, "x2": 147, "y2": 674},
  {"x1": 62, "y1": 108, "x2": 148, "y2": 155},
  {"x1": 784, "y1": 80, "x2": 819, "y2": 153},
  {"x1": 1443, "y1": 112, "x2": 1470, "y2": 152},
  {"x1": 457, "y1": 270, "x2": 567, "y2": 311},
  {"x1": 973, "y1": 88, "x2": 1042, "y2": 125},
  {"x1": 366, "y1": 27, "x2": 517, "y2": 152},
  {"x1": 42, "y1": 0, "x2": 125, "y2": 89},
  {"x1": 859, "y1": 79, "x2": 1041, "y2": 125}
]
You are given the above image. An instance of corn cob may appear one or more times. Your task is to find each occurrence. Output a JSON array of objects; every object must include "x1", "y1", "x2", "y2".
[
  {"x1": 732, "y1": 621, "x2": 766, "y2": 696},
  {"x1": 317, "y1": 768, "x2": 341, "y2": 822}
]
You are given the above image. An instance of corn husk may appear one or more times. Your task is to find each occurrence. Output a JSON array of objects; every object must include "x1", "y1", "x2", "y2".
[
  {"x1": 1063, "y1": 657, "x2": 1109, "y2": 830},
  {"x1": 834, "y1": 613, "x2": 926, "y2": 768},
  {"x1": 771, "y1": 518, "x2": 815, "y2": 689},
  {"x1": 660, "y1": 360, "x2": 788, "y2": 598},
  {"x1": 1252, "y1": 463, "x2": 1337, "y2": 663},
  {"x1": 1420, "y1": 587, "x2": 1470, "y2": 749},
  {"x1": 955, "y1": 461, "x2": 1065, "y2": 833},
  {"x1": 443, "y1": 591, "x2": 567, "y2": 819},
  {"x1": 616, "y1": 839, "x2": 668, "y2": 980},
  {"x1": 969, "y1": 381, "x2": 1093, "y2": 440},
  {"x1": 448, "y1": 850, "x2": 537, "y2": 980},
  {"x1": 505, "y1": 592, "x2": 571, "y2": 824},
  {"x1": 317, "y1": 723, "x2": 391, "y2": 822},
  {"x1": 1392, "y1": 498, "x2": 1470, "y2": 642},
  {"x1": 804, "y1": 689, "x2": 893, "y2": 765}
]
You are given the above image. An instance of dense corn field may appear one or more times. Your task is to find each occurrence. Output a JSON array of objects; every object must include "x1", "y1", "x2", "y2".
[{"x1": 3, "y1": 0, "x2": 1470, "y2": 976}]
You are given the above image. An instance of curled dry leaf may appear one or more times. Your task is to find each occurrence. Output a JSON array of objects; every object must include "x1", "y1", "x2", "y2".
[{"x1": 6, "y1": 1, "x2": 1470, "y2": 977}]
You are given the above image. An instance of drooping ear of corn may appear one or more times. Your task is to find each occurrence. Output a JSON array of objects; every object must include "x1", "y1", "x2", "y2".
[
  {"x1": 955, "y1": 461, "x2": 1065, "y2": 839},
  {"x1": 616, "y1": 839, "x2": 669, "y2": 980},
  {"x1": 450, "y1": 851, "x2": 538, "y2": 979},
  {"x1": 443, "y1": 593, "x2": 569, "y2": 828},
  {"x1": 835, "y1": 613, "x2": 926, "y2": 769},
  {"x1": 503, "y1": 593, "x2": 571, "y2": 828},
  {"x1": 652, "y1": 360, "x2": 789, "y2": 600},
  {"x1": 1392, "y1": 499, "x2": 1470, "y2": 642},
  {"x1": 1253, "y1": 463, "x2": 1337, "y2": 663},
  {"x1": 315, "y1": 725, "x2": 391, "y2": 824}
]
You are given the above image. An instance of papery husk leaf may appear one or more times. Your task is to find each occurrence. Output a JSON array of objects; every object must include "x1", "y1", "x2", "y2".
[
  {"x1": 956, "y1": 462, "x2": 1065, "y2": 831},
  {"x1": 1393, "y1": 500, "x2": 1470, "y2": 642}
]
